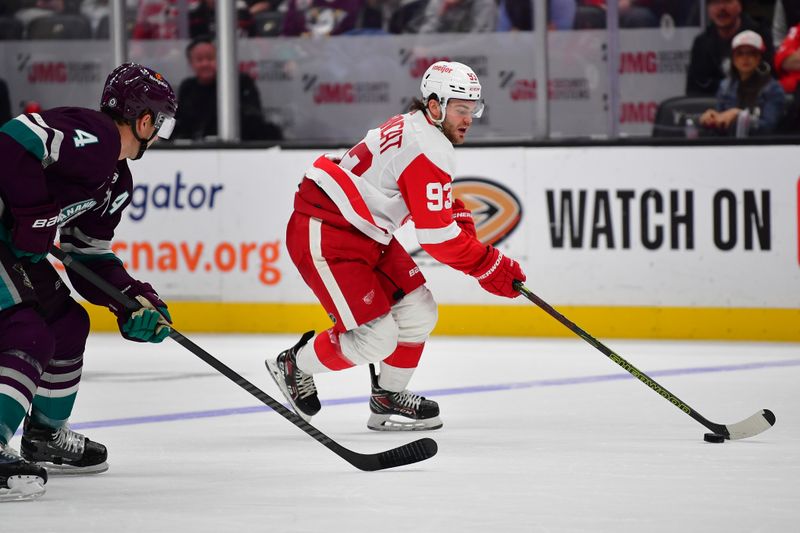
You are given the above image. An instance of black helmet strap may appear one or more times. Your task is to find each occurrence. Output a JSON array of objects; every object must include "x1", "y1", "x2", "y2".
[{"x1": 128, "y1": 113, "x2": 159, "y2": 161}]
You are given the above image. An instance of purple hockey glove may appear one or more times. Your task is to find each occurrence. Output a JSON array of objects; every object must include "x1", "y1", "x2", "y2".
[{"x1": 9, "y1": 202, "x2": 60, "y2": 262}]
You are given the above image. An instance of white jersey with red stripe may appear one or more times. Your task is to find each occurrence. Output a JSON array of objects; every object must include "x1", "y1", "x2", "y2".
[{"x1": 303, "y1": 110, "x2": 488, "y2": 275}]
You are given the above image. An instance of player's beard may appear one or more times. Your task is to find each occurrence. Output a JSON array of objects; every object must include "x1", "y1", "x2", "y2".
[{"x1": 441, "y1": 120, "x2": 465, "y2": 145}]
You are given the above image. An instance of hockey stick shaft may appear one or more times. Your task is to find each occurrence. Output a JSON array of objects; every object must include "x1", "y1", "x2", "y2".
[
  {"x1": 51, "y1": 246, "x2": 436, "y2": 470},
  {"x1": 513, "y1": 281, "x2": 774, "y2": 438}
]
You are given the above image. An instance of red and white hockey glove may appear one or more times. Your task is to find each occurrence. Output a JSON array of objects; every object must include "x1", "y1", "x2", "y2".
[
  {"x1": 451, "y1": 198, "x2": 477, "y2": 238},
  {"x1": 470, "y1": 246, "x2": 526, "y2": 299}
]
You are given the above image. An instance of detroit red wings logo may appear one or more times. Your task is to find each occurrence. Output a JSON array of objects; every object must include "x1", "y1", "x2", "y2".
[
  {"x1": 363, "y1": 289, "x2": 376, "y2": 305},
  {"x1": 452, "y1": 177, "x2": 522, "y2": 246}
]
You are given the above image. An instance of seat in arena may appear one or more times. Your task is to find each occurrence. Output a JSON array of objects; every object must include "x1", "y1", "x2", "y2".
[{"x1": 27, "y1": 13, "x2": 92, "y2": 39}]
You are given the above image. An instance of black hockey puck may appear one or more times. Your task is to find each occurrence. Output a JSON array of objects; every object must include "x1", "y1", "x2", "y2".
[{"x1": 703, "y1": 433, "x2": 725, "y2": 443}]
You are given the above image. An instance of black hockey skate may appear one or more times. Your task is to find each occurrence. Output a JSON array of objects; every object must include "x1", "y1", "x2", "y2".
[
  {"x1": 21, "y1": 416, "x2": 108, "y2": 475},
  {"x1": 0, "y1": 441, "x2": 47, "y2": 502},
  {"x1": 367, "y1": 365, "x2": 443, "y2": 431},
  {"x1": 265, "y1": 331, "x2": 321, "y2": 422}
]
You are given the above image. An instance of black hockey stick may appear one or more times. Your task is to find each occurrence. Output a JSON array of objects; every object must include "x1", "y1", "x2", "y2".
[
  {"x1": 513, "y1": 281, "x2": 776, "y2": 440},
  {"x1": 51, "y1": 246, "x2": 437, "y2": 471}
]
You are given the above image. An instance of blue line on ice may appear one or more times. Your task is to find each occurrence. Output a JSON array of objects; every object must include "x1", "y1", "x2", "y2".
[{"x1": 50, "y1": 357, "x2": 800, "y2": 432}]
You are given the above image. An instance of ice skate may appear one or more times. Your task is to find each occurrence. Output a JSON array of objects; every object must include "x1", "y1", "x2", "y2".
[
  {"x1": 266, "y1": 331, "x2": 321, "y2": 422},
  {"x1": 0, "y1": 442, "x2": 47, "y2": 502},
  {"x1": 367, "y1": 365, "x2": 442, "y2": 431},
  {"x1": 21, "y1": 416, "x2": 108, "y2": 475}
]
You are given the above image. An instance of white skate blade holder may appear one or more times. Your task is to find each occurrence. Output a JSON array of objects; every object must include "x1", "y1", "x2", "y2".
[
  {"x1": 368, "y1": 413, "x2": 443, "y2": 431},
  {"x1": 35, "y1": 461, "x2": 109, "y2": 476},
  {"x1": 0, "y1": 475, "x2": 46, "y2": 502}
]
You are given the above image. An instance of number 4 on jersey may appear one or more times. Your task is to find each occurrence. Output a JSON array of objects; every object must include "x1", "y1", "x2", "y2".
[{"x1": 73, "y1": 129, "x2": 99, "y2": 148}]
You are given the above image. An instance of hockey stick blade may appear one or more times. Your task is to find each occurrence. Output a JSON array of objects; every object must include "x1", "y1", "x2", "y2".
[
  {"x1": 513, "y1": 281, "x2": 777, "y2": 441},
  {"x1": 337, "y1": 436, "x2": 438, "y2": 471},
  {"x1": 708, "y1": 409, "x2": 776, "y2": 441},
  {"x1": 51, "y1": 246, "x2": 438, "y2": 471}
]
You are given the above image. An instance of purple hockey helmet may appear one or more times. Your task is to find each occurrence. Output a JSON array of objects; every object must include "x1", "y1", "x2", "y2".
[{"x1": 101, "y1": 63, "x2": 177, "y2": 139}]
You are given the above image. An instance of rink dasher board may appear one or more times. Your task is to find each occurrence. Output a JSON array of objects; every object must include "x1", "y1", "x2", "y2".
[{"x1": 43, "y1": 145, "x2": 799, "y2": 341}]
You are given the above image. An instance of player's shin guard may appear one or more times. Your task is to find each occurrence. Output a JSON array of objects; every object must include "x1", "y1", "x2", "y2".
[
  {"x1": 0, "y1": 307, "x2": 56, "y2": 449},
  {"x1": 29, "y1": 353, "x2": 83, "y2": 431},
  {"x1": 21, "y1": 416, "x2": 108, "y2": 475},
  {"x1": 378, "y1": 342, "x2": 424, "y2": 391},
  {"x1": 0, "y1": 441, "x2": 47, "y2": 502},
  {"x1": 29, "y1": 300, "x2": 89, "y2": 429},
  {"x1": 367, "y1": 364, "x2": 442, "y2": 432}
]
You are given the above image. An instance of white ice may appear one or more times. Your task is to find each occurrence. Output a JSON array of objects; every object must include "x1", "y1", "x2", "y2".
[{"x1": 4, "y1": 333, "x2": 799, "y2": 533}]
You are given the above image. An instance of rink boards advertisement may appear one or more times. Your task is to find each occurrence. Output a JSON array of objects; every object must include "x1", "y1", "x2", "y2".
[{"x1": 64, "y1": 144, "x2": 800, "y2": 341}]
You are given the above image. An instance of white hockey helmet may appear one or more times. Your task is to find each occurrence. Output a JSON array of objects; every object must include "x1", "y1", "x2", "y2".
[{"x1": 420, "y1": 61, "x2": 484, "y2": 124}]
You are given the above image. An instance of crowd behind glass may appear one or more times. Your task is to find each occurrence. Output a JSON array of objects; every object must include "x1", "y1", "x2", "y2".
[{"x1": 2, "y1": 0, "x2": 799, "y2": 140}]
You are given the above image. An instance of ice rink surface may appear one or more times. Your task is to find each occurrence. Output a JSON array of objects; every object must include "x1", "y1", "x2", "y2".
[{"x1": 4, "y1": 333, "x2": 799, "y2": 532}]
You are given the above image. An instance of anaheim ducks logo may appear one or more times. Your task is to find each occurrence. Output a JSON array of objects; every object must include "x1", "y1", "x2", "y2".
[
  {"x1": 452, "y1": 177, "x2": 522, "y2": 246},
  {"x1": 410, "y1": 177, "x2": 522, "y2": 259}
]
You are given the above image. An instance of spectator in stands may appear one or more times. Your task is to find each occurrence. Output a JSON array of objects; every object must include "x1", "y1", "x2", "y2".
[
  {"x1": 418, "y1": 0, "x2": 497, "y2": 33},
  {"x1": 344, "y1": 0, "x2": 394, "y2": 34},
  {"x1": 772, "y1": 0, "x2": 800, "y2": 46},
  {"x1": 80, "y1": 0, "x2": 137, "y2": 36},
  {"x1": 550, "y1": 0, "x2": 578, "y2": 30},
  {"x1": 281, "y1": 0, "x2": 361, "y2": 36},
  {"x1": 14, "y1": 0, "x2": 65, "y2": 27},
  {"x1": 495, "y1": 0, "x2": 577, "y2": 31},
  {"x1": 347, "y1": 0, "x2": 433, "y2": 34},
  {"x1": 172, "y1": 36, "x2": 282, "y2": 141},
  {"x1": 0, "y1": 78, "x2": 10, "y2": 126},
  {"x1": 699, "y1": 30, "x2": 785, "y2": 136},
  {"x1": 498, "y1": 0, "x2": 532, "y2": 31},
  {"x1": 504, "y1": 0, "x2": 609, "y2": 31},
  {"x1": 662, "y1": 0, "x2": 697, "y2": 27},
  {"x1": 79, "y1": 0, "x2": 109, "y2": 35},
  {"x1": 247, "y1": 0, "x2": 279, "y2": 15},
  {"x1": 775, "y1": 19, "x2": 800, "y2": 94},
  {"x1": 131, "y1": 0, "x2": 179, "y2": 39},
  {"x1": 387, "y1": 0, "x2": 427, "y2": 33},
  {"x1": 189, "y1": 0, "x2": 256, "y2": 38},
  {"x1": 686, "y1": 0, "x2": 774, "y2": 96},
  {"x1": 578, "y1": 1, "x2": 660, "y2": 28},
  {"x1": 773, "y1": 17, "x2": 800, "y2": 131}
]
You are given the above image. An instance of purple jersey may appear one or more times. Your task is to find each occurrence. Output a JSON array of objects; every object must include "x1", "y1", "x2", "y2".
[{"x1": 0, "y1": 107, "x2": 139, "y2": 307}]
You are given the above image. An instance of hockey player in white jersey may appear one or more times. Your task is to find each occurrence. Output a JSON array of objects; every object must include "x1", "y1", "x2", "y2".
[{"x1": 267, "y1": 61, "x2": 526, "y2": 430}]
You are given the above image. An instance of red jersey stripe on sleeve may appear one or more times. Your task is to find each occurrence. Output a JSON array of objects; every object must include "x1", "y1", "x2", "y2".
[{"x1": 422, "y1": 229, "x2": 488, "y2": 274}]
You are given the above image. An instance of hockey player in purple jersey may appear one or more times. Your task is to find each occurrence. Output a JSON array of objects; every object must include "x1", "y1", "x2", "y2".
[{"x1": 0, "y1": 63, "x2": 177, "y2": 502}]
